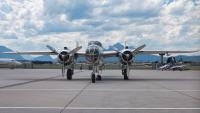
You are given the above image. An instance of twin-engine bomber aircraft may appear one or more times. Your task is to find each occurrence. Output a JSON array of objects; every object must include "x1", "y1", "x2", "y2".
[{"x1": 0, "y1": 41, "x2": 198, "y2": 83}]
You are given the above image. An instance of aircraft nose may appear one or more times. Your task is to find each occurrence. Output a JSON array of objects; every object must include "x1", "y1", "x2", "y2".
[{"x1": 86, "y1": 46, "x2": 100, "y2": 62}]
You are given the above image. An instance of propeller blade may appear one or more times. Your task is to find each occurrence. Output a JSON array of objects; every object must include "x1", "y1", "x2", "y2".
[
  {"x1": 70, "y1": 46, "x2": 82, "y2": 54},
  {"x1": 46, "y1": 45, "x2": 58, "y2": 54},
  {"x1": 132, "y1": 44, "x2": 146, "y2": 55}
]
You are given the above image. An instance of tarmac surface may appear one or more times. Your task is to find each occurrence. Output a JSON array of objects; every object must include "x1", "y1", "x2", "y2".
[{"x1": 0, "y1": 69, "x2": 199, "y2": 113}]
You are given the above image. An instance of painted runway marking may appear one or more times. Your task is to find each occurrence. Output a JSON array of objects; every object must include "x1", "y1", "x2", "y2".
[
  {"x1": 0, "y1": 107, "x2": 200, "y2": 110},
  {"x1": 0, "y1": 89, "x2": 200, "y2": 92},
  {"x1": 0, "y1": 107, "x2": 62, "y2": 109},
  {"x1": 0, "y1": 76, "x2": 60, "y2": 89},
  {"x1": 67, "y1": 107, "x2": 200, "y2": 110}
]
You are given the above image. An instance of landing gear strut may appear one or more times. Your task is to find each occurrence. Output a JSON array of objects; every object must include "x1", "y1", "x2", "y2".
[{"x1": 90, "y1": 65, "x2": 102, "y2": 83}]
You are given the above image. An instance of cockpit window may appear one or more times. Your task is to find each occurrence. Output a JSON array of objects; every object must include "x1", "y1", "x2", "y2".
[
  {"x1": 86, "y1": 47, "x2": 99, "y2": 56},
  {"x1": 88, "y1": 41, "x2": 102, "y2": 47},
  {"x1": 86, "y1": 46, "x2": 100, "y2": 62}
]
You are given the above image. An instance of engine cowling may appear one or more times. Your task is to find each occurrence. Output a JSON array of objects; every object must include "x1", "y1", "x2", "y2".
[
  {"x1": 58, "y1": 51, "x2": 70, "y2": 63},
  {"x1": 120, "y1": 50, "x2": 133, "y2": 64}
]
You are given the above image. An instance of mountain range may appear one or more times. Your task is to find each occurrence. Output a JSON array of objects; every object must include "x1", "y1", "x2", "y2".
[
  {"x1": 0, "y1": 43, "x2": 199, "y2": 63},
  {"x1": 0, "y1": 46, "x2": 25, "y2": 60}
]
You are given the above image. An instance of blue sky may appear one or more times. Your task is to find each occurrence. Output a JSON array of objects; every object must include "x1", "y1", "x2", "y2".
[{"x1": 0, "y1": 0, "x2": 199, "y2": 54}]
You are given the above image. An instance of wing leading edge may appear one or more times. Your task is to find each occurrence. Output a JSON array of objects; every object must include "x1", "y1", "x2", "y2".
[
  {"x1": 0, "y1": 51, "x2": 57, "y2": 55},
  {"x1": 139, "y1": 50, "x2": 199, "y2": 55}
]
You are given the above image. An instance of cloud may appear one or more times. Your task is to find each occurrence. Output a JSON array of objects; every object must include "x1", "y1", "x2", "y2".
[
  {"x1": 104, "y1": 0, "x2": 163, "y2": 18},
  {"x1": 0, "y1": 0, "x2": 199, "y2": 55}
]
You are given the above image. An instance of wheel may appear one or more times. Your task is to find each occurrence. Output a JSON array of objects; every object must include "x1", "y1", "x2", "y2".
[
  {"x1": 91, "y1": 73, "x2": 96, "y2": 83},
  {"x1": 123, "y1": 69, "x2": 129, "y2": 80},
  {"x1": 124, "y1": 74, "x2": 129, "y2": 80},
  {"x1": 96, "y1": 75, "x2": 102, "y2": 80},
  {"x1": 67, "y1": 69, "x2": 72, "y2": 80}
]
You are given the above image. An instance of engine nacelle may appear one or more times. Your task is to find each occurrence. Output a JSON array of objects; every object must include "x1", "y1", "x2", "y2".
[
  {"x1": 120, "y1": 50, "x2": 133, "y2": 64},
  {"x1": 58, "y1": 50, "x2": 70, "y2": 63}
]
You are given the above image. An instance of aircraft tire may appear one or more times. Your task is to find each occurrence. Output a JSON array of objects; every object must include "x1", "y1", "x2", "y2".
[
  {"x1": 91, "y1": 73, "x2": 96, "y2": 83},
  {"x1": 124, "y1": 75, "x2": 129, "y2": 80},
  {"x1": 123, "y1": 69, "x2": 129, "y2": 80},
  {"x1": 67, "y1": 69, "x2": 72, "y2": 80}
]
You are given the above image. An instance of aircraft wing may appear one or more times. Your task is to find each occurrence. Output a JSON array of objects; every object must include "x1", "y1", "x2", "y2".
[
  {"x1": 0, "y1": 51, "x2": 57, "y2": 55},
  {"x1": 77, "y1": 51, "x2": 118, "y2": 57},
  {"x1": 76, "y1": 51, "x2": 86, "y2": 56},
  {"x1": 138, "y1": 50, "x2": 199, "y2": 55},
  {"x1": 102, "y1": 51, "x2": 118, "y2": 57}
]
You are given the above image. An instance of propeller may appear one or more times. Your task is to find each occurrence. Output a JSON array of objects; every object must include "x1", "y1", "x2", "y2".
[
  {"x1": 70, "y1": 46, "x2": 82, "y2": 54},
  {"x1": 111, "y1": 43, "x2": 146, "y2": 78},
  {"x1": 131, "y1": 44, "x2": 146, "y2": 56},
  {"x1": 46, "y1": 45, "x2": 58, "y2": 54},
  {"x1": 111, "y1": 46, "x2": 132, "y2": 63},
  {"x1": 46, "y1": 45, "x2": 82, "y2": 77}
]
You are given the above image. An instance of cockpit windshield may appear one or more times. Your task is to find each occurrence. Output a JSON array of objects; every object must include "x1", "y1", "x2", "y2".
[
  {"x1": 85, "y1": 45, "x2": 100, "y2": 62},
  {"x1": 88, "y1": 41, "x2": 102, "y2": 47}
]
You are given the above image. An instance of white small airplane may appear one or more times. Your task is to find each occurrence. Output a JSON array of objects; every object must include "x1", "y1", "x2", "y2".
[
  {"x1": 159, "y1": 56, "x2": 187, "y2": 71},
  {"x1": 0, "y1": 41, "x2": 198, "y2": 83},
  {"x1": 0, "y1": 58, "x2": 22, "y2": 69},
  {"x1": 159, "y1": 64, "x2": 186, "y2": 71}
]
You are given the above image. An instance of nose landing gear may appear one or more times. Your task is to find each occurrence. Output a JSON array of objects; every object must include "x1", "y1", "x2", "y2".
[{"x1": 91, "y1": 65, "x2": 102, "y2": 83}]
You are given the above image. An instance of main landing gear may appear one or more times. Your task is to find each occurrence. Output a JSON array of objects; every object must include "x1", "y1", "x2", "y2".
[
  {"x1": 67, "y1": 69, "x2": 74, "y2": 80},
  {"x1": 122, "y1": 64, "x2": 129, "y2": 80},
  {"x1": 91, "y1": 73, "x2": 96, "y2": 83},
  {"x1": 122, "y1": 69, "x2": 129, "y2": 80},
  {"x1": 61, "y1": 63, "x2": 74, "y2": 80}
]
